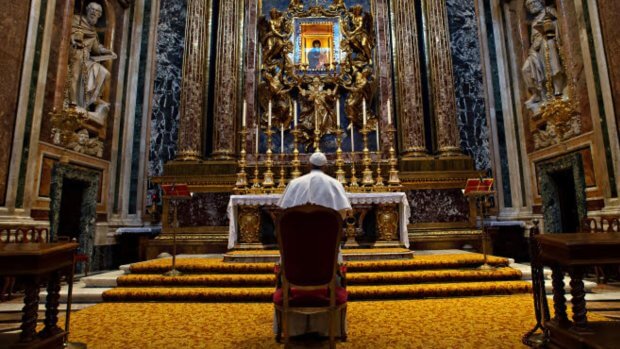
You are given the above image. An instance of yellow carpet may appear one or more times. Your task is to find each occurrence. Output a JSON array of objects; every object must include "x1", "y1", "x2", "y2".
[
  {"x1": 128, "y1": 254, "x2": 510, "y2": 274},
  {"x1": 61, "y1": 295, "x2": 610, "y2": 348}
]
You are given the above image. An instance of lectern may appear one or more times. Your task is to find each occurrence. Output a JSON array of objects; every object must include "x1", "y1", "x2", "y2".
[
  {"x1": 161, "y1": 184, "x2": 191, "y2": 276},
  {"x1": 464, "y1": 178, "x2": 495, "y2": 270}
]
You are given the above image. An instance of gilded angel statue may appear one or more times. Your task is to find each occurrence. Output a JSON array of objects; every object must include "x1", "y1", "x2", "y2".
[{"x1": 342, "y1": 5, "x2": 375, "y2": 65}]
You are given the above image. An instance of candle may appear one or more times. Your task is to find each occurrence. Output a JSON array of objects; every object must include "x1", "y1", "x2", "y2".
[
  {"x1": 363, "y1": 98, "x2": 367, "y2": 126},
  {"x1": 336, "y1": 99, "x2": 340, "y2": 127},
  {"x1": 387, "y1": 99, "x2": 392, "y2": 125},
  {"x1": 376, "y1": 123, "x2": 380, "y2": 150},
  {"x1": 242, "y1": 100, "x2": 247, "y2": 127},
  {"x1": 255, "y1": 124, "x2": 259, "y2": 154},
  {"x1": 268, "y1": 100, "x2": 272, "y2": 128},
  {"x1": 280, "y1": 127, "x2": 284, "y2": 154},
  {"x1": 293, "y1": 101, "x2": 298, "y2": 127},
  {"x1": 315, "y1": 109, "x2": 318, "y2": 130},
  {"x1": 350, "y1": 124, "x2": 355, "y2": 152}
]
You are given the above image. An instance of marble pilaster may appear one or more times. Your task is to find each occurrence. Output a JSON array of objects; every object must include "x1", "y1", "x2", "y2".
[
  {"x1": 425, "y1": 0, "x2": 462, "y2": 157},
  {"x1": 390, "y1": 0, "x2": 426, "y2": 157},
  {"x1": 242, "y1": 0, "x2": 259, "y2": 154},
  {"x1": 176, "y1": 0, "x2": 208, "y2": 161},
  {"x1": 149, "y1": 0, "x2": 186, "y2": 176},
  {"x1": 446, "y1": 0, "x2": 490, "y2": 170},
  {"x1": 373, "y1": 0, "x2": 395, "y2": 154},
  {"x1": 0, "y1": 1, "x2": 32, "y2": 206},
  {"x1": 211, "y1": 0, "x2": 243, "y2": 160}
]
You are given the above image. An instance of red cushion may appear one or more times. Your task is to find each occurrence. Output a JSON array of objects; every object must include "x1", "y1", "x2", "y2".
[{"x1": 273, "y1": 287, "x2": 348, "y2": 307}]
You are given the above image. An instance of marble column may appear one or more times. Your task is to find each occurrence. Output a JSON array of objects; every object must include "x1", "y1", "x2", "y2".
[
  {"x1": 391, "y1": 0, "x2": 427, "y2": 157},
  {"x1": 425, "y1": 0, "x2": 462, "y2": 157},
  {"x1": 373, "y1": 0, "x2": 396, "y2": 154},
  {"x1": 176, "y1": 0, "x2": 209, "y2": 161},
  {"x1": 211, "y1": 0, "x2": 243, "y2": 160}
]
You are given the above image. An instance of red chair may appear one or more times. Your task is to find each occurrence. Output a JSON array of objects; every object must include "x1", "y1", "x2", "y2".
[{"x1": 273, "y1": 205, "x2": 347, "y2": 348}]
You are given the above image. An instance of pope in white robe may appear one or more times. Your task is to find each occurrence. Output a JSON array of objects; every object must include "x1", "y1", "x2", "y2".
[
  {"x1": 278, "y1": 152, "x2": 351, "y2": 217},
  {"x1": 275, "y1": 152, "x2": 350, "y2": 338}
]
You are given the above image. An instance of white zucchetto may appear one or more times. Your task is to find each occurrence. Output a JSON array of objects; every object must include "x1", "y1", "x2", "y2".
[{"x1": 309, "y1": 152, "x2": 328, "y2": 167}]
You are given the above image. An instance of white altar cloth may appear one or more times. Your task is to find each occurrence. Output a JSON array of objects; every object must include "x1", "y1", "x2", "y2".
[{"x1": 227, "y1": 192, "x2": 411, "y2": 249}]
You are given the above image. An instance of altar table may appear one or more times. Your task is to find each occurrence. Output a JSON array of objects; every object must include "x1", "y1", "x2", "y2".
[
  {"x1": 0, "y1": 242, "x2": 78, "y2": 348},
  {"x1": 227, "y1": 192, "x2": 411, "y2": 249}
]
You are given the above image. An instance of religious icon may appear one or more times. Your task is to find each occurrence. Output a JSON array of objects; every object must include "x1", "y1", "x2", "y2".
[
  {"x1": 293, "y1": 18, "x2": 341, "y2": 73},
  {"x1": 307, "y1": 40, "x2": 329, "y2": 70}
]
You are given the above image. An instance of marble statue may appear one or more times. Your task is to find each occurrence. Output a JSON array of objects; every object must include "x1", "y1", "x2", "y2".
[
  {"x1": 69, "y1": 2, "x2": 117, "y2": 124},
  {"x1": 521, "y1": 0, "x2": 566, "y2": 115},
  {"x1": 67, "y1": 129, "x2": 104, "y2": 158}
]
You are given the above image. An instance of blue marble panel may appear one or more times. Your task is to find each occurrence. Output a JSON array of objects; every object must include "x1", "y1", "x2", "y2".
[
  {"x1": 149, "y1": 0, "x2": 187, "y2": 177},
  {"x1": 446, "y1": 0, "x2": 491, "y2": 171}
]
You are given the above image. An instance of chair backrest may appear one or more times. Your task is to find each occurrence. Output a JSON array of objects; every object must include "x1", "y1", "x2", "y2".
[{"x1": 277, "y1": 204, "x2": 343, "y2": 287}]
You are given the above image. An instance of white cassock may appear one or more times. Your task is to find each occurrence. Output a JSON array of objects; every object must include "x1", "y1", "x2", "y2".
[
  {"x1": 277, "y1": 169, "x2": 352, "y2": 217},
  {"x1": 275, "y1": 169, "x2": 350, "y2": 337}
]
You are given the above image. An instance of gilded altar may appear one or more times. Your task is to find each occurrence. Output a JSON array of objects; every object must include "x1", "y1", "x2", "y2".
[
  {"x1": 149, "y1": 0, "x2": 484, "y2": 258},
  {"x1": 227, "y1": 192, "x2": 410, "y2": 249}
]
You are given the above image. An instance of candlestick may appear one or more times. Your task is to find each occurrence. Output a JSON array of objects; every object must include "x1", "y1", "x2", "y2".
[
  {"x1": 280, "y1": 127, "x2": 284, "y2": 154},
  {"x1": 278, "y1": 152, "x2": 286, "y2": 190},
  {"x1": 361, "y1": 126, "x2": 374, "y2": 187},
  {"x1": 291, "y1": 128, "x2": 302, "y2": 179},
  {"x1": 335, "y1": 128, "x2": 346, "y2": 185},
  {"x1": 387, "y1": 99, "x2": 392, "y2": 125},
  {"x1": 387, "y1": 125, "x2": 401, "y2": 188},
  {"x1": 293, "y1": 100, "x2": 298, "y2": 127},
  {"x1": 314, "y1": 109, "x2": 320, "y2": 152},
  {"x1": 374, "y1": 152, "x2": 385, "y2": 190},
  {"x1": 336, "y1": 99, "x2": 340, "y2": 127},
  {"x1": 242, "y1": 100, "x2": 247, "y2": 127},
  {"x1": 363, "y1": 98, "x2": 367, "y2": 126},
  {"x1": 235, "y1": 126, "x2": 249, "y2": 192},
  {"x1": 376, "y1": 123, "x2": 380, "y2": 150},
  {"x1": 263, "y1": 128, "x2": 275, "y2": 189}
]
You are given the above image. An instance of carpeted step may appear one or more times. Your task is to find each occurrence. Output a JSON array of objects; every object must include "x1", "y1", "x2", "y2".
[
  {"x1": 116, "y1": 267, "x2": 522, "y2": 287},
  {"x1": 128, "y1": 254, "x2": 510, "y2": 274},
  {"x1": 102, "y1": 280, "x2": 531, "y2": 302}
]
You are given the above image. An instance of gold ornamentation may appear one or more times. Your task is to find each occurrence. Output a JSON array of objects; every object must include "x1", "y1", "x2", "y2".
[
  {"x1": 376, "y1": 204, "x2": 398, "y2": 242},
  {"x1": 50, "y1": 106, "x2": 104, "y2": 158},
  {"x1": 238, "y1": 207, "x2": 261, "y2": 244},
  {"x1": 235, "y1": 127, "x2": 249, "y2": 193}
]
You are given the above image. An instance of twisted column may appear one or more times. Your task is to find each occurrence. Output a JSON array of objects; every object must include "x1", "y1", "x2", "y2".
[
  {"x1": 176, "y1": 0, "x2": 209, "y2": 161},
  {"x1": 391, "y1": 0, "x2": 427, "y2": 157},
  {"x1": 211, "y1": 0, "x2": 243, "y2": 160},
  {"x1": 425, "y1": 0, "x2": 462, "y2": 157}
]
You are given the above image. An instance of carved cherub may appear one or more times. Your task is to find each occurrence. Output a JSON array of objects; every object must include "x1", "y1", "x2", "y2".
[{"x1": 258, "y1": 9, "x2": 292, "y2": 67}]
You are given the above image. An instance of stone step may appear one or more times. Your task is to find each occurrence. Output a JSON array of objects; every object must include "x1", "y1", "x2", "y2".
[{"x1": 81, "y1": 270, "x2": 125, "y2": 288}]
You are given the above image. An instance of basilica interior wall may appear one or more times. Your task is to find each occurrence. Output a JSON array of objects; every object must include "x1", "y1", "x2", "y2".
[
  {"x1": 0, "y1": 0, "x2": 32, "y2": 207},
  {"x1": 485, "y1": 0, "x2": 620, "y2": 228}
]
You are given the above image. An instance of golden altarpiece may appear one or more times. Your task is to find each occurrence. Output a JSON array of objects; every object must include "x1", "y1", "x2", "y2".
[{"x1": 149, "y1": 0, "x2": 483, "y2": 257}]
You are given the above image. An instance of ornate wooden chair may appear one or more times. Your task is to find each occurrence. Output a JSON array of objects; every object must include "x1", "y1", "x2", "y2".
[{"x1": 273, "y1": 204, "x2": 347, "y2": 348}]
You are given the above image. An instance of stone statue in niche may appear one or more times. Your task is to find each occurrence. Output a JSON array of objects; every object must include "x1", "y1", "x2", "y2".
[
  {"x1": 68, "y1": 2, "x2": 117, "y2": 125},
  {"x1": 521, "y1": 0, "x2": 566, "y2": 116}
]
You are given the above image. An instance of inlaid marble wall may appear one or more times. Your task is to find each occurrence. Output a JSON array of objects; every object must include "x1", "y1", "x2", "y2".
[
  {"x1": 407, "y1": 189, "x2": 469, "y2": 223},
  {"x1": 149, "y1": 0, "x2": 187, "y2": 176},
  {"x1": 446, "y1": 0, "x2": 490, "y2": 171},
  {"x1": 0, "y1": 1, "x2": 32, "y2": 205},
  {"x1": 173, "y1": 192, "x2": 231, "y2": 227}
]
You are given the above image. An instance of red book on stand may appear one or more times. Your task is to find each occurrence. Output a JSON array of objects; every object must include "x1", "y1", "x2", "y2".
[
  {"x1": 161, "y1": 184, "x2": 191, "y2": 199},
  {"x1": 464, "y1": 178, "x2": 494, "y2": 195}
]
